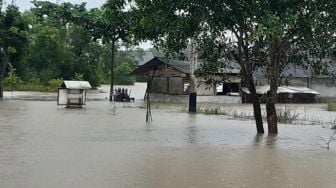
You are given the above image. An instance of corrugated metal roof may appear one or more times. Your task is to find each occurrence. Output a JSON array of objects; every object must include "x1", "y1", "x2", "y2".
[
  {"x1": 242, "y1": 85, "x2": 320, "y2": 95},
  {"x1": 285, "y1": 86, "x2": 320, "y2": 95},
  {"x1": 61, "y1": 81, "x2": 92, "y2": 89}
]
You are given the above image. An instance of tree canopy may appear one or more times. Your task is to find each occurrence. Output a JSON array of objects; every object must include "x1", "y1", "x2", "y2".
[
  {"x1": 0, "y1": 0, "x2": 144, "y2": 96},
  {"x1": 1, "y1": 0, "x2": 336, "y2": 134},
  {"x1": 132, "y1": 0, "x2": 336, "y2": 133}
]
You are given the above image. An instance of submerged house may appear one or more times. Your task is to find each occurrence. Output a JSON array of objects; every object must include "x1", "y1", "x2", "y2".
[
  {"x1": 241, "y1": 85, "x2": 320, "y2": 103},
  {"x1": 131, "y1": 57, "x2": 241, "y2": 96},
  {"x1": 132, "y1": 56, "x2": 333, "y2": 103},
  {"x1": 57, "y1": 80, "x2": 91, "y2": 108},
  {"x1": 254, "y1": 60, "x2": 336, "y2": 101}
]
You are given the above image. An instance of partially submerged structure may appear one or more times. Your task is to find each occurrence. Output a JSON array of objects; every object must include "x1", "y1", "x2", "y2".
[
  {"x1": 57, "y1": 81, "x2": 91, "y2": 108},
  {"x1": 241, "y1": 85, "x2": 320, "y2": 103},
  {"x1": 132, "y1": 56, "x2": 332, "y2": 104},
  {"x1": 131, "y1": 57, "x2": 241, "y2": 96},
  {"x1": 254, "y1": 60, "x2": 336, "y2": 101}
]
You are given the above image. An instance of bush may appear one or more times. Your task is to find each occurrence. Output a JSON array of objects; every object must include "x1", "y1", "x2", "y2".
[
  {"x1": 201, "y1": 107, "x2": 220, "y2": 115},
  {"x1": 3, "y1": 70, "x2": 21, "y2": 90},
  {"x1": 48, "y1": 78, "x2": 63, "y2": 92},
  {"x1": 4, "y1": 72, "x2": 63, "y2": 92}
]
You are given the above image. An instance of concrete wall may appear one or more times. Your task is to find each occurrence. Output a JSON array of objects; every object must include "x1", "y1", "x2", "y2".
[
  {"x1": 196, "y1": 80, "x2": 216, "y2": 96},
  {"x1": 311, "y1": 78, "x2": 336, "y2": 99}
]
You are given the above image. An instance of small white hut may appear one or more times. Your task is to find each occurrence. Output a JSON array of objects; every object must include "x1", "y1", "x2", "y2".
[{"x1": 57, "y1": 80, "x2": 92, "y2": 108}]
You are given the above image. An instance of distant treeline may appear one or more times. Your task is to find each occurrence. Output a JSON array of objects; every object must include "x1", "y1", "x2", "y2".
[{"x1": 0, "y1": 1, "x2": 151, "y2": 91}]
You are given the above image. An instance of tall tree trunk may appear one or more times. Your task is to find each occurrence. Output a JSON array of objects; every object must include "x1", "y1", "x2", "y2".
[
  {"x1": 250, "y1": 83, "x2": 264, "y2": 133},
  {"x1": 266, "y1": 93, "x2": 277, "y2": 134},
  {"x1": 237, "y1": 31, "x2": 264, "y2": 134},
  {"x1": 267, "y1": 42, "x2": 281, "y2": 134},
  {"x1": 109, "y1": 41, "x2": 116, "y2": 101},
  {"x1": 243, "y1": 67, "x2": 264, "y2": 133}
]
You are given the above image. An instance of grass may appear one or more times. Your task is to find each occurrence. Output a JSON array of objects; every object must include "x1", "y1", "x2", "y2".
[
  {"x1": 327, "y1": 103, "x2": 336, "y2": 112},
  {"x1": 140, "y1": 102, "x2": 336, "y2": 126},
  {"x1": 4, "y1": 78, "x2": 62, "y2": 92},
  {"x1": 277, "y1": 107, "x2": 300, "y2": 124},
  {"x1": 187, "y1": 106, "x2": 254, "y2": 119},
  {"x1": 195, "y1": 105, "x2": 300, "y2": 123}
]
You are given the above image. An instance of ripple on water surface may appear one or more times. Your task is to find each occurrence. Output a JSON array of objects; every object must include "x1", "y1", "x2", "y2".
[{"x1": 0, "y1": 100, "x2": 335, "y2": 188}]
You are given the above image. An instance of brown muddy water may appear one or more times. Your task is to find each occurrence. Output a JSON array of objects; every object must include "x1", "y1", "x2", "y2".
[{"x1": 0, "y1": 100, "x2": 336, "y2": 188}]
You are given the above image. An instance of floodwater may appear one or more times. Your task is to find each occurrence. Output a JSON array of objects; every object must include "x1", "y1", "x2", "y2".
[{"x1": 0, "y1": 100, "x2": 336, "y2": 188}]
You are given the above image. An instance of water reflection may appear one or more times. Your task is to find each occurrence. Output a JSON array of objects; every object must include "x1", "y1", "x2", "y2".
[
  {"x1": 266, "y1": 134, "x2": 278, "y2": 148},
  {"x1": 253, "y1": 133, "x2": 264, "y2": 146},
  {"x1": 186, "y1": 114, "x2": 198, "y2": 144}
]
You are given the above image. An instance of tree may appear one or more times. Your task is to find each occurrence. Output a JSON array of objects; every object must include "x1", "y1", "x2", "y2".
[
  {"x1": 0, "y1": 4, "x2": 28, "y2": 98},
  {"x1": 253, "y1": 0, "x2": 336, "y2": 133},
  {"x1": 84, "y1": 0, "x2": 132, "y2": 101},
  {"x1": 133, "y1": 0, "x2": 265, "y2": 133},
  {"x1": 202, "y1": 0, "x2": 336, "y2": 134},
  {"x1": 115, "y1": 62, "x2": 135, "y2": 85},
  {"x1": 132, "y1": 0, "x2": 336, "y2": 134},
  {"x1": 207, "y1": 0, "x2": 266, "y2": 133},
  {"x1": 26, "y1": 1, "x2": 106, "y2": 87}
]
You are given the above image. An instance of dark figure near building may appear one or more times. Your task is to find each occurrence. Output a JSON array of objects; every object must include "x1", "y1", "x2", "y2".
[{"x1": 114, "y1": 88, "x2": 135, "y2": 102}]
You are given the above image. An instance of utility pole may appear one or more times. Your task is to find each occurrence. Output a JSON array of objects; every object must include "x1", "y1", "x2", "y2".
[{"x1": 189, "y1": 39, "x2": 197, "y2": 113}]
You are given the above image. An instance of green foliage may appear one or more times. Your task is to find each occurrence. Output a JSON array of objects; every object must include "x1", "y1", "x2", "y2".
[
  {"x1": 115, "y1": 62, "x2": 135, "y2": 85},
  {"x1": 0, "y1": 0, "x2": 149, "y2": 95},
  {"x1": 48, "y1": 78, "x2": 63, "y2": 92},
  {"x1": 3, "y1": 70, "x2": 21, "y2": 90},
  {"x1": 73, "y1": 73, "x2": 84, "y2": 81},
  {"x1": 0, "y1": 4, "x2": 29, "y2": 97},
  {"x1": 3, "y1": 71, "x2": 62, "y2": 92},
  {"x1": 0, "y1": 5, "x2": 28, "y2": 60}
]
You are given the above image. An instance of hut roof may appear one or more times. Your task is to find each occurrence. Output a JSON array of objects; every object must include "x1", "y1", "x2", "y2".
[
  {"x1": 241, "y1": 85, "x2": 320, "y2": 95},
  {"x1": 60, "y1": 81, "x2": 92, "y2": 89},
  {"x1": 131, "y1": 57, "x2": 196, "y2": 75},
  {"x1": 131, "y1": 56, "x2": 239, "y2": 75}
]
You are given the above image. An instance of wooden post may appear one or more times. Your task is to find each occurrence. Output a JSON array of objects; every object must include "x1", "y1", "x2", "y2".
[{"x1": 189, "y1": 39, "x2": 197, "y2": 113}]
